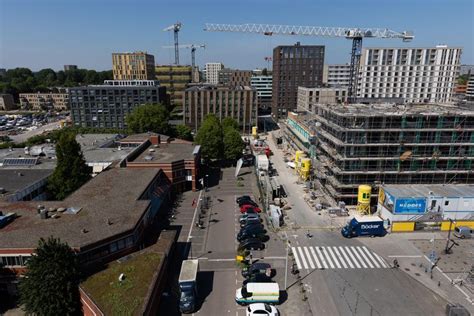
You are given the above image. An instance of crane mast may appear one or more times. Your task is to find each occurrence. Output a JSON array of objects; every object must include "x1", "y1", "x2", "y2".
[
  {"x1": 163, "y1": 22, "x2": 182, "y2": 65},
  {"x1": 204, "y1": 23, "x2": 413, "y2": 103}
]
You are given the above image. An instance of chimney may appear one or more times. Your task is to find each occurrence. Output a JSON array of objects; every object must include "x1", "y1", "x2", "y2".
[{"x1": 150, "y1": 135, "x2": 160, "y2": 145}]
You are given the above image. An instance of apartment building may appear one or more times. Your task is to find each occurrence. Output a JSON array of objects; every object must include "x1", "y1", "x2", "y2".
[
  {"x1": 20, "y1": 92, "x2": 69, "y2": 110},
  {"x1": 250, "y1": 75, "x2": 272, "y2": 110},
  {"x1": 205, "y1": 63, "x2": 224, "y2": 84},
  {"x1": 155, "y1": 65, "x2": 193, "y2": 108},
  {"x1": 219, "y1": 69, "x2": 252, "y2": 86},
  {"x1": 273, "y1": 43, "x2": 325, "y2": 117},
  {"x1": 0, "y1": 94, "x2": 16, "y2": 111},
  {"x1": 323, "y1": 64, "x2": 351, "y2": 87},
  {"x1": 64, "y1": 65, "x2": 78, "y2": 71},
  {"x1": 358, "y1": 46, "x2": 462, "y2": 103},
  {"x1": 467, "y1": 74, "x2": 474, "y2": 101},
  {"x1": 69, "y1": 80, "x2": 166, "y2": 129},
  {"x1": 112, "y1": 52, "x2": 155, "y2": 80},
  {"x1": 297, "y1": 87, "x2": 348, "y2": 112},
  {"x1": 183, "y1": 84, "x2": 257, "y2": 133}
]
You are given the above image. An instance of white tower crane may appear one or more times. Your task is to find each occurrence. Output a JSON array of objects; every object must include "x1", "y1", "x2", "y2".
[
  {"x1": 204, "y1": 23, "x2": 414, "y2": 103},
  {"x1": 163, "y1": 22, "x2": 182, "y2": 65},
  {"x1": 162, "y1": 44, "x2": 206, "y2": 69}
]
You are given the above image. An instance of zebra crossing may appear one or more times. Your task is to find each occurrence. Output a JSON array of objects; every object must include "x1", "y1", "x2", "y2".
[{"x1": 292, "y1": 246, "x2": 389, "y2": 270}]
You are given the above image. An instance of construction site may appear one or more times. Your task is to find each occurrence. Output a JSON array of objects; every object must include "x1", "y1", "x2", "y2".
[{"x1": 283, "y1": 102, "x2": 474, "y2": 206}]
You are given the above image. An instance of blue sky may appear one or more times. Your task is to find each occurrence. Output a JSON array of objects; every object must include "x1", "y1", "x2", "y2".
[{"x1": 1, "y1": 0, "x2": 473, "y2": 71}]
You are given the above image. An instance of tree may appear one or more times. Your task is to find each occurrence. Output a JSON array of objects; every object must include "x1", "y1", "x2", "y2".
[
  {"x1": 19, "y1": 237, "x2": 82, "y2": 315},
  {"x1": 47, "y1": 131, "x2": 91, "y2": 200},
  {"x1": 223, "y1": 126, "x2": 244, "y2": 161},
  {"x1": 221, "y1": 117, "x2": 239, "y2": 131},
  {"x1": 125, "y1": 103, "x2": 170, "y2": 134},
  {"x1": 174, "y1": 124, "x2": 193, "y2": 141},
  {"x1": 457, "y1": 74, "x2": 469, "y2": 85},
  {"x1": 195, "y1": 114, "x2": 223, "y2": 160}
]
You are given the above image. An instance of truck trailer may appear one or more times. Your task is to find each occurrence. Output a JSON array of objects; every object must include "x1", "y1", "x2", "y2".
[
  {"x1": 178, "y1": 259, "x2": 199, "y2": 313},
  {"x1": 341, "y1": 215, "x2": 385, "y2": 238}
]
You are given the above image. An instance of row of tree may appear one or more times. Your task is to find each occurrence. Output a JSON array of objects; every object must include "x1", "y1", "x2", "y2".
[
  {"x1": 0, "y1": 67, "x2": 113, "y2": 101},
  {"x1": 195, "y1": 115, "x2": 245, "y2": 161}
]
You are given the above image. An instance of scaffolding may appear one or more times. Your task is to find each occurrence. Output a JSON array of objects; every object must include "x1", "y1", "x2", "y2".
[{"x1": 288, "y1": 103, "x2": 474, "y2": 205}]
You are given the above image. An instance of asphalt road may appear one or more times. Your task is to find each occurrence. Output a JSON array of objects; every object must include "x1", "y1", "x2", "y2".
[{"x1": 9, "y1": 121, "x2": 61, "y2": 143}]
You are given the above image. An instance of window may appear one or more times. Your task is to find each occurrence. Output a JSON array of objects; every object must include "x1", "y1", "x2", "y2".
[{"x1": 444, "y1": 201, "x2": 449, "y2": 206}]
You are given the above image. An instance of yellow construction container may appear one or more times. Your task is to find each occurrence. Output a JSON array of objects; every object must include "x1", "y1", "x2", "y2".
[
  {"x1": 391, "y1": 222, "x2": 415, "y2": 232},
  {"x1": 295, "y1": 151, "x2": 304, "y2": 169},
  {"x1": 301, "y1": 158, "x2": 311, "y2": 172},
  {"x1": 252, "y1": 126, "x2": 258, "y2": 138},
  {"x1": 440, "y1": 220, "x2": 474, "y2": 231},
  {"x1": 356, "y1": 185, "x2": 372, "y2": 214}
]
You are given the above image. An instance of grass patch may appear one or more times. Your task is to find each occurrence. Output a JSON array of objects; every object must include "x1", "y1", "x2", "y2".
[{"x1": 81, "y1": 253, "x2": 161, "y2": 315}]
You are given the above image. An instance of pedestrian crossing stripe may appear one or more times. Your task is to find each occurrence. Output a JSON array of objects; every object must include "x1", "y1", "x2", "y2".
[{"x1": 291, "y1": 246, "x2": 389, "y2": 270}]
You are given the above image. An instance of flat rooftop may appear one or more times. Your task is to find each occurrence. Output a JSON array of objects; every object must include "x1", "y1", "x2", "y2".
[
  {"x1": 0, "y1": 147, "x2": 56, "y2": 170},
  {"x1": 0, "y1": 169, "x2": 53, "y2": 198},
  {"x1": 0, "y1": 168, "x2": 161, "y2": 250},
  {"x1": 313, "y1": 103, "x2": 474, "y2": 117},
  {"x1": 382, "y1": 184, "x2": 474, "y2": 198},
  {"x1": 132, "y1": 142, "x2": 198, "y2": 164}
]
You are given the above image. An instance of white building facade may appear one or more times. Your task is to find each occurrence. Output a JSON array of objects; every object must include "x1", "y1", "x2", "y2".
[
  {"x1": 358, "y1": 46, "x2": 462, "y2": 103},
  {"x1": 323, "y1": 64, "x2": 351, "y2": 87},
  {"x1": 467, "y1": 74, "x2": 474, "y2": 101},
  {"x1": 250, "y1": 75, "x2": 272, "y2": 108},
  {"x1": 205, "y1": 63, "x2": 224, "y2": 84},
  {"x1": 297, "y1": 87, "x2": 348, "y2": 112}
]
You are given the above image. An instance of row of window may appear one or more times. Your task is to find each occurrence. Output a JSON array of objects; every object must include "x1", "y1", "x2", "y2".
[{"x1": 0, "y1": 255, "x2": 31, "y2": 267}]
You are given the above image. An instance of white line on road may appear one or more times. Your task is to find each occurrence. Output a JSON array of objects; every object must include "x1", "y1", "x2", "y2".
[
  {"x1": 292, "y1": 247, "x2": 302, "y2": 269},
  {"x1": 321, "y1": 247, "x2": 335, "y2": 269},
  {"x1": 362, "y1": 246, "x2": 381, "y2": 268},
  {"x1": 309, "y1": 247, "x2": 322, "y2": 269},
  {"x1": 187, "y1": 190, "x2": 203, "y2": 243},
  {"x1": 373, "y1": 253, "x2": 389, "y2": 268},
  {"x1": 332, "y1": 247, "x2": 348, "y2": 269},
  {"x1": 345, "y1": 246, "x2": 363, "y2": 268},
  {"x1": 316, "y1": 247, "x2": 329, "y2": 269},
  {"x1": 326, "y1": 247, "x2": 341, "y2": 269},
  {"x1": 338, "y1": 246, "x2": 354, "y2": 268},
  {"x1": 388, "y1": 255, "x2": 422, "y2": 258},
  {"x1": 303, "y1": 247, "x2": 315, "y2": 269},
  {"x1": 298, "y1": 247, "x2": 309, "y2": 269},
  {"x1": 356, "y1": 247, "x2": 374, "y2": 268}
]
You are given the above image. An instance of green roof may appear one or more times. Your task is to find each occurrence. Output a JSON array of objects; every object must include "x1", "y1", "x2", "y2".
[{"x1": 81, "y1": 253, "x2": 161, "y2": 315}]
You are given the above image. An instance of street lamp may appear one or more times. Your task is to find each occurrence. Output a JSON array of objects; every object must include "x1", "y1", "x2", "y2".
[
  {"x1": 444, "y1": 218, "x2": 456, "y2": 254},
  {"x1": 205, "y1": 174, "x2": 209, "y2": 192}
]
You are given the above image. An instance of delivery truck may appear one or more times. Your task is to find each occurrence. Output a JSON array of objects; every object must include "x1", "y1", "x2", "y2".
[
  {"x1": 178, "y1": 259, "x2": 199, "y2": 313},
  {"x1": 341, "y1": 215, "x2": 385, "y2": 238}
]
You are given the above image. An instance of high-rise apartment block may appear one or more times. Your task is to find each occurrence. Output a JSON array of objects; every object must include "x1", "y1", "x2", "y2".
[
  {"x1": 20, "y1": 92, "x2": 69, "y2": 110},
  {"x1": 358, "y1": 46, "x2": 462, "y2": 103},
  {"x1": 183, "y1": 84, "x2": 257, "y2": 133},
  {"x1": 155, "y1": 65, "x2": 193, "y2": 108},
  {"x1": 323, "y1": 64, "x2": 351, "y2": 87},
  {"x1": 250, "y1": 75, "x2": 272, "y2": 110},
  {"x1": 112, "y1": 52, "x2": 155, "y2": 80},
  {"x1": 467, "y1": 74, "x2": 474, "y2": 101},
  {"x1": 69, "y1": 80, "x2": 166, "y2": 129},
  {"x1": 0, "y1": 94, "x2": 16, "y2": 111},
  {"x1": 272, "y1": 43, "x2": 325, "y2": 117},
  {"x1": 64, "y1": 65, "x2": 78, "y2": 71},
  {"x1": 297, "y1": 87, "x2": 347, "y2": 112},
  {"x1": 205, "y1": 63, "x2": 224, "y2": 84},
  {"x1": 218, "y1": 69, "x2": 252, "y2": 87}
]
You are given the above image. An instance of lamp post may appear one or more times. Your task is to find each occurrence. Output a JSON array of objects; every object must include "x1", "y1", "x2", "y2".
[
  {"x1": 284, "y1": 241, "x2": 289, "y2": 290},
  {"x1": 189, "y1": 236, "x2": 193, "y2": 259},
  {"x1": 444, "y1": 218, "x2": 456, "y2": 254}
]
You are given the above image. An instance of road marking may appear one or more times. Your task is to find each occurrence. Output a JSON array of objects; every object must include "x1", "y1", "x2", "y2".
[
  {"x1": 338, "y1": 246, "x2": 354, "y2": 268},
  {"x1": 362, "y1": 246, "x2": 381, "y2": 268},
  {"x1": 326, "y1": 247, "x2": 341, "y2": 269},
  {"x1": 321, "y1": 247, "x2": 335, "y2": 269},
  {"x1": 355, "y1": 246, "x2": 373, "y2": 268},
  {"x1": 345, "y1": 246, "x2": 362, "y2": 268},
  {"x1": 309, "y1": 247, "x2": 322, "y2": 269},
  {"x1": 298, "y1": 247, "x2": 309, "y2": 269},
  {"x1": 315, "y1": 247, "x2": 329, "y2": 269},
  {"x1": 373, "y1": 253, "x2": 389, "y2": 268},
  {"x1": 332, "y1": 247, "x2": 348, "y2": 269},
  {"x1": 187, "y1": 190, "x2": 203, "y2": 243},
  {"x1": 388, "y1": 255, "x2": 422, "y2": 258},
  {"x1": 303, "y1": 247, "x2": 315, "y2": 269},
  {"x1": 292, "y1": 247, "x2": 302, "y2": 269}
]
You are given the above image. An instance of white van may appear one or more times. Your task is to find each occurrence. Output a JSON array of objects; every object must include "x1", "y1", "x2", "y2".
[{"x1": 235, "y1": 282, "x2": 279, "y2": 305}]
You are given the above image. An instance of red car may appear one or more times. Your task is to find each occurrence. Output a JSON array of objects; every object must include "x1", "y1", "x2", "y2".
[{"x1": 240, "y1": 204, "x2": 262, "y2": 213}]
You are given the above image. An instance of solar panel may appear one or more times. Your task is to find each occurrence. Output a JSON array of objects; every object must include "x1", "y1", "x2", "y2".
[{"x1": 2, "y1": 157, "x2": 39, "y2": 166}]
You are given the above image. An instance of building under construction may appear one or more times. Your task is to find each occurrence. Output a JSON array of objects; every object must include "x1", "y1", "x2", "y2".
[{"x1": 285, "y1": 103, "x2": 474, "y2": 205}]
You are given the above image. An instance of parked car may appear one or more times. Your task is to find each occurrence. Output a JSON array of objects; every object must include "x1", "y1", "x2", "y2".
[
  {"x1": 239, "y1": 200, "x2": 259, "y2": 208},
  {"x1": 242, "y1": 154, "x2": 255, "y2": 167},
  {"x1": 243, "y1": 273, "x2": 273, "y2": 286},
  {"x1": 242, "y1": 263, "x2": 272, "y2": 278},
  {"x1": 239, "y1": 213, "x2": 260, "y2": 224},
  {"x1": 240, "y1": 205, "x2": 262, "y2": 213},
  {"x1": 236, "y1": 195, "x2": 252, "y2": 204},
  {"x1": 240, "y1": 217, "x2": 263, "y2": 228},
  {"x1": 239, "y1": 223, "x2": 265, "y2": 235},
  {"x1": 246, "y1": 303, "x2": 279, "y2": 316},
  {"x1": 454, "y1": 226, "x2": 472, "y2": 239},
  {"x1": 238, "y1": 238, "x2": 265, "y2": 251},
  {"x1": 237, "y1": 232, "x2": 269, "y2": 243}
]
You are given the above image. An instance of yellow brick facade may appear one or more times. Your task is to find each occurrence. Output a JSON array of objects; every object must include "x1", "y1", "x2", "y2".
[{"x1": 112, "y1": 52, "x2": 155, "y2": 80}]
